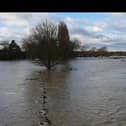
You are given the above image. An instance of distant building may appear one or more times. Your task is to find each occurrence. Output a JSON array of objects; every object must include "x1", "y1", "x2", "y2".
[
  {"x1": 9, "y1": 40, "x2": 21, "y2": 52},
  {"x1": 0, "y1": 40, "x2": 26, "y2": 60}
]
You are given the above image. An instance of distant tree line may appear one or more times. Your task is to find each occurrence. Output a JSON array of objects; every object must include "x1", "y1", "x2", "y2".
[
  {"x1": 0, "y1": 40, "x2": 26, "y2": 60},
  {"x1": 73, "y1": 46, "x2": 126, "y2": 57}
]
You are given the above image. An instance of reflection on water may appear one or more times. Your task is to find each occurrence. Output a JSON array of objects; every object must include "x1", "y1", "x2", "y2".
[
  {"x1": 0, "y1": 58, "x2": 126, "y2": 126},
  {"x1": 40, "y1": 58, "x2": 126, "y2": 126}
]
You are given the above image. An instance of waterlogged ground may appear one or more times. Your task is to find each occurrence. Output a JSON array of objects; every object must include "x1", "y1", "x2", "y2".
[{"x1": 0, "y1": 58, "x2": 126, "y2": 126}]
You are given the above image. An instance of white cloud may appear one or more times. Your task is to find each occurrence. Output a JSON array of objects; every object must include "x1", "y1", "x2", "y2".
[
  {"x1": 92, "y1": 26, "x2": 102, "y2": 32},
  {"x1": 0, "y1": 13, "x2": 58, "y2": 43},
  {"x1": 111, "y1": 13, "x2": 126, "y2": 17},
  {"x1": 0, "y1": 13, "x2": 31, "y2": 27},
  {"x1": 86, "y1": 25, "x2": 104, "y2": 33},
  {"x1": 0, "y1": 27, "x2": 25, "y2": 42},
  {"x1": 0, "y1": 13, "x2": 126, "y2": 51}
]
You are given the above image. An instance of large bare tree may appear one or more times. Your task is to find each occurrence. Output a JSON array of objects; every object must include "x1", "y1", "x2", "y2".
[
  {"x1": 23, "y1": 20, "x2": 80, "y2": 70},
  {"x1": 23, "y1": 21, "x2": 59, "y2": 70}
]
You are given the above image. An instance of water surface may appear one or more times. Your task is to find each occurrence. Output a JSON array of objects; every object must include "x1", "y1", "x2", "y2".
[
  {"x1": 0, "y1": 58, "x2": 126, "y2": 126},
  {"x1": 44, "y1": 58, "x2": 126, "y2": 126},
  {"x1": 0, "y1": 60, "x2": 42, "y2": 126}
]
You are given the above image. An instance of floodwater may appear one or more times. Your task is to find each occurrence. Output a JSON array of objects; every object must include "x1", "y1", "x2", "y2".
[
  {"x1": 0, "y1": 58, "x2": 126, "y2": 126},
  {"x1": 0, "y1": 60, "x2": 42, "y2": 126}
]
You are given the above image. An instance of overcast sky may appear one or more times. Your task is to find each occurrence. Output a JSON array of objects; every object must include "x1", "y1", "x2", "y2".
[{"x1": 0, "y1": 13, "x2": 126, "y2": 51}]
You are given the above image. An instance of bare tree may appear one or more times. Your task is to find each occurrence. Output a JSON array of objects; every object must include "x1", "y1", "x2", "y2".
[
  {"x1": 58, "y1": 22, "x2": 70, "y2": 59},
  {"x1": 23, "y1": 20, "x2": 80, "y2": 70},
  {"x1": 23, "y1": 21, "x2": 59, "y2": 70},
  {"x1": 96, "y1": 46, "x2": 107, "y2": 56},
  {"x1": 97, "y1": 46, "x2": 107, "y2": 52}
]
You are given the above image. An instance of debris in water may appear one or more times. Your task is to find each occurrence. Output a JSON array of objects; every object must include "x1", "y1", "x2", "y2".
[
  {"x1": 39, "y1": 81, "x2": 52, "y2": 126},
  {"x1": 39, "y1": 110, "x2": 47, "y2": 115},
  {"x1": 26, "y1": 78, "x2": 38, "y2": 80}
]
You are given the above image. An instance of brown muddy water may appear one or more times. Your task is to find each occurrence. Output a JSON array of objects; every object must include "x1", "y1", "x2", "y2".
[{"x1": 0, "y1": 58, "x2": 126, "y2": 126}]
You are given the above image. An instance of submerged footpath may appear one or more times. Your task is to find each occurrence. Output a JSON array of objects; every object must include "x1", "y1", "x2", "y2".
[{"x1": 38, "y1": 81, "x2": 52, "y2": 126}]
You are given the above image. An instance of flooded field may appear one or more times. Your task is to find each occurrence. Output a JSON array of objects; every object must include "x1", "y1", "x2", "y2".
[{"x1": 0, "y1": 58, "x2": 126, "y2": 126}]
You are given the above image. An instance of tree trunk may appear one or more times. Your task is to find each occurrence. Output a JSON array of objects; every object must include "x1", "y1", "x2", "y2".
[
  {"x1": 47, "y1": 65, "x2": 51, "y2": 70},
  {"x1": 47, "y1": 58, "x2": 51, "y2": 70}
]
